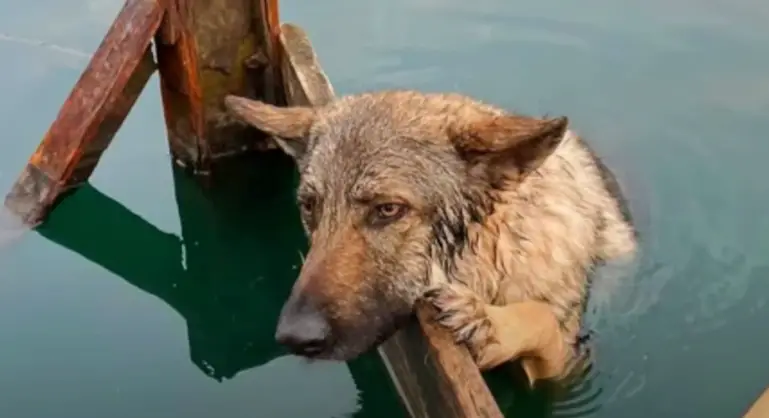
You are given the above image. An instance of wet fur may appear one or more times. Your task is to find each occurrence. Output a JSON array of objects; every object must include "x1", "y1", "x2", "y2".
[{"x1": 225, "y1": 90, "x2": 637, "y2": 383}]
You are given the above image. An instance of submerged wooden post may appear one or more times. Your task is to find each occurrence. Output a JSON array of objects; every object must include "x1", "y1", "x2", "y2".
[
  {"x1": 3, "y1": 0, "x2": 163, "y2": 225},
  {"x1": 154, "y1": 0, "x2": 283, "y2": 174},
  {"x1": 276, "y1": 23, "x2": 504, "y2": 418}
]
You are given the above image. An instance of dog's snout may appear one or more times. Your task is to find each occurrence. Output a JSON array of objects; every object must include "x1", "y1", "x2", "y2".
[{"x1": 275, "y1": 296, "x2": 331, "y2": 357}]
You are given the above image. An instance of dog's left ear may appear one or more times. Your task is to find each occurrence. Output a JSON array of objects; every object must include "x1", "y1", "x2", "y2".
[
  {"x1": 225, "y1": 95, "x2": 316, "y2": 160},
  {"x1": 448, "y1": 113, "x2": 568, "y2": 184}
]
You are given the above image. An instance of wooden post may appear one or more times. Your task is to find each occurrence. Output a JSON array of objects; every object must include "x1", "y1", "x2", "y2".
[
  {"x1": 154, "y1": 0, "x2": 283, "y2": 175},
  {"x1": 3, "y1": 0, "x2": 163, "y2": 225},
  {"x1": 275, "y1": 23, "x2": 504, "y2": 418},
  {"x1": 744, "y1": 386, "x2": 769, "y2": 418},
  {"x1": 378, "y1": 303, "x2": 505, "y2": 418}
]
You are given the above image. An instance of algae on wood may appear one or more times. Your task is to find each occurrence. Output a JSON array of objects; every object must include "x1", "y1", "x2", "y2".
[{"x1": 155, "y1": 0, "x2": 283, "y2": 173}]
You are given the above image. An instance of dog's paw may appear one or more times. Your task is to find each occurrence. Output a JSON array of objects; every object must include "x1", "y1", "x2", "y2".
[{"x1": 422, "y1": 283, "x2": 495, "y2": 351}]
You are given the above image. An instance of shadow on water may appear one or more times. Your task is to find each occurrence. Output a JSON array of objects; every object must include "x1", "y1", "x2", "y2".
[{"x1": 27, "y1": 151, "x2": 403, "y2": 418}]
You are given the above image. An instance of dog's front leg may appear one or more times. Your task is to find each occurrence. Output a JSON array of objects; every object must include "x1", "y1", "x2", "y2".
[{"x1": 423, "y1": 283, "x2": 572, "y2": 386}]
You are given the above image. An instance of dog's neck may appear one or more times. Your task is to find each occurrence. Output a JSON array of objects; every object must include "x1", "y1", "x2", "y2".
[{"x1": 430, "y1": 128, "x2": 579, "y2": 295}]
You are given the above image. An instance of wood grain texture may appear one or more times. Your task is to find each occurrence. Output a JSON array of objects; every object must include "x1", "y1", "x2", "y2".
[
  {"x1": 745, "y1": 386, "x2": 769, "y2": 418},
  {"x1": 278, "y1": 23, "x2": 335, "y2": 107},
  {"x1": 277, "y1": 22, "x2": 503, "y2": 418},
  {"x1": 3, "y1": 0, "x2": 162, "y2": 225},
  {"x1": 155, "y1": 0, "x2": 208, "y2": 172},
  {"x1": 257, "y1": 0, "x2": 282, "y2": 106},
  {"x1": 380, "y1": 303, "x2": 505, "y2": 418}
]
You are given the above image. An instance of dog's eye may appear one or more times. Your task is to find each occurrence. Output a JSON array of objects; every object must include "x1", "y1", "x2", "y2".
[
  {"x1": 298, "y1": 197, "x2": 316, "y2": 215},
  {"x1": 371, "y1": 203, "x2": 408, "y2": 225}
]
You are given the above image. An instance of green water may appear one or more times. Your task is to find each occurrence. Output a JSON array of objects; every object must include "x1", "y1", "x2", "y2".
[{"x1": 1, "y1": 0, "x2": 769, "y2": 417}]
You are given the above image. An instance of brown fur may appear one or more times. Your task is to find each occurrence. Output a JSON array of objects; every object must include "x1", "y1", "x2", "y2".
[{"x1": 225, "y1": 90, "x2": 637, "y2": 384}]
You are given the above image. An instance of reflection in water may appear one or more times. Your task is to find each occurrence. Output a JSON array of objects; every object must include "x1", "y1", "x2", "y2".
[
  {"x1": 31, "y1": 152, "x2": 404, "y2": 417},
  {"x1": 36, "y1": 154, "x2": 302, "y2": 379}
]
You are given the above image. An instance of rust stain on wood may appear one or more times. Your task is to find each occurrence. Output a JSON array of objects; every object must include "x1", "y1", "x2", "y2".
[
  {"x1": 157, "y1": 0, "x2": 284, "y2": 167},
  {"x1": 157, "y1": 0, "x2": 181, "y2": 44},
  {"x1": 155, "y1": 0, "x2": 208, "y2": 172},
  {"x1": 4, "y1": 0, "x2": 163, "y2": 224},
  {"x1": 257, "y1": 0, "x2": 282, "y2": 105},
  {"x1": 4, "y1": 0, "x2": 285, "y2": 224}
]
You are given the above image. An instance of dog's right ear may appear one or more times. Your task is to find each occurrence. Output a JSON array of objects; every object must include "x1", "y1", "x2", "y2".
[
  {"x1": 448, "y1": 113, "x2": 568, "y2": 185},
  {"x1": 225, "y1": 95, "x2": 316, "y2": 160}
]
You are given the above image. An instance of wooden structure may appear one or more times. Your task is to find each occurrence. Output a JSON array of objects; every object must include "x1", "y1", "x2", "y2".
[
  {"x1": 745, "y1": 386, "x2": 769, "y2": 418},
  {"x1": 1, "y1": 0, "x2": 504, "y2": 417},
  {"x1": 3, "y1": 0, "x2": 283, "y2": 225}
]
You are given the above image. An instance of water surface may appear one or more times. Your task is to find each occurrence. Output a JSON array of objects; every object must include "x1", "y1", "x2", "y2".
[{"x1": 1, "y1": 0, "x2": 769, "y2": 417}]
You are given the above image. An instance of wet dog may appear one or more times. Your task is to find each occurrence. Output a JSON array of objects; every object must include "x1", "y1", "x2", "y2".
[{"x1": 225, "y1": 90, "x2": 637, "y2": 384}]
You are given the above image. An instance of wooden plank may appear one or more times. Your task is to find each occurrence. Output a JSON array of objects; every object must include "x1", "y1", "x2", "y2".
[
  {"x1": 745, "y1": 386, "x2": 769, "y2": 418},
  {"x1": 155, "y1": 0, "x2": 207, "y2": 172},
  {"x1": 155, "y1": 0, "x2": 283, "y2": 173},
  {"x1": 276, "y1": 22, "x2": 503, "y2": 418},
  {"x1": 34, "y1": 172, "x2": 296, "y2": 380},
  {"x1": 278, "y1": 24, "x2": 335, "y2": 106},
  {"x1": 380, "y1": 303, "x2": 505, "y2": 418},
  {"x1": 3, "y1": 0, "x2": 163, "y2": 225},
  {"x1": 256, "y1": 0, "x2": 282, "y2": 106}
]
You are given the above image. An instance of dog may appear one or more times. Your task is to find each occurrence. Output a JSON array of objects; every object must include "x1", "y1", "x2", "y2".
[{"x1": 225, "y1": 90, "x2": 638, "y2": 385}]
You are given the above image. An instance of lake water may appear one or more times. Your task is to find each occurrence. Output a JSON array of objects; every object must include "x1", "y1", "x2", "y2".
[{"x1": 1, "y1": 0, "x2": 768, "y2": 417}]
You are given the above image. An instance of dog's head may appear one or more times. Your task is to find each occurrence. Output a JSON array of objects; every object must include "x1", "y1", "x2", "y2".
[{"x1": 226, "y1": 90, "x2": 568, "y2": 360}]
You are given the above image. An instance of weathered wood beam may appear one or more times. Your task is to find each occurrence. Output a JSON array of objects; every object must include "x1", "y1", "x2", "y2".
[
  {"x1": 155, "y1": 0, "x2": 283, "y2": 174},
  {"x1": 257, "y1": 0, "x2": 283, "y2": 107},
  {"x1": 155, "y1": 0, "x2": 207, "y2": 172},
  {"x1": 279, "y1": 24, "x2": 335, "y2": 106},
  {"x1": 381, "y1": 303, "x2": 506, "y2": 418},
  {"x1": 745, "y1": 386, "x2": 769, "y2": 418},
  {"x1": 276, "y1": 22, "x2": 504, "y2": 418},
  {"x1": 3, "y1": 0, "x2": 163, "y2": 225}
]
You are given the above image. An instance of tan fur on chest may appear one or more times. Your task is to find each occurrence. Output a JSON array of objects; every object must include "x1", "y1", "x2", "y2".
[
  {"x1": 450, "y1": 132, "x2": 635, "y2": 324},
  {"x1": 225, "y1": 89, "x2": 638, "y2": 382}
]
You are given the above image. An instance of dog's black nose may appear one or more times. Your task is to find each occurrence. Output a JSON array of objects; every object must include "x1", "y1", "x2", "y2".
[{"x1": 275, "y1": 298, "x2": 331, "y2": 357}]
